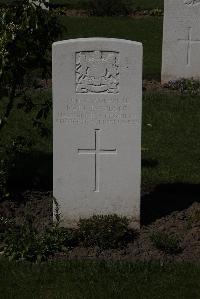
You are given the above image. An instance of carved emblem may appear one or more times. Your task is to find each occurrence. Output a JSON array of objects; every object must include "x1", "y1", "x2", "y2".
[
  {"x1": 184, "y1": 0, "x2": 200, "y2": 6},
  {"x1": 76, "y1": 51, "x2": 119, "y2": 94}
]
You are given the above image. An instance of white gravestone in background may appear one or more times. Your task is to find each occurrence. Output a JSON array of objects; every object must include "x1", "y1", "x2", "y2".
[
  {"x1": 53, "y1": 38, "x2": 142, "y2": 228},
  {"x1": 162, "y1": 0, "x2": 200, "y2": 83}
]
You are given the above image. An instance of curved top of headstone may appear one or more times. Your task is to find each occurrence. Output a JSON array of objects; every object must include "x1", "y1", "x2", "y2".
[{"x1": 53, "y1": 37, "x2": 142, "y2": 47}]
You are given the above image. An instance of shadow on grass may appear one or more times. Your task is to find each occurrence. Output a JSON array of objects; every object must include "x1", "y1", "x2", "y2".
[
  {"x1": 142, "y1": 158, "x2": 158, "y2": 168},
  {"x1": 141, "y1": 183, "x2": 200, "y2": 225},
  {"x1": 7, "y1": 151, "x2": 53, "y2": 193}
]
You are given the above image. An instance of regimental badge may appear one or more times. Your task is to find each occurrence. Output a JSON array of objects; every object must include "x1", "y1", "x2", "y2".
[
  {"x1": 76, "y1": 51, "x2": 120, "y2": 94},
  {"x1": 184, "y1": 0, "x2": 200, "y2": 6}
]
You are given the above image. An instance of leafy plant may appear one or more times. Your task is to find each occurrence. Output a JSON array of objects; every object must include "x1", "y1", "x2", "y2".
[
  {"x1": 0, "y1": 202, "x2": 79, "y2": 262},
  {"x1": 0, "y1": 0, "x2": 62, "y2": 132},
  {"x1": 150, "y1": 232, "x2": 182, "y2": 255},
  {"x1": 0, "y1": 216, "x2": 14, "y2": 243},
  {"x1": 78, "y1": 214, "x2": 137, "y2": 249},
  {"x1": 89, "y1": 0, "x2": 132, "y2": 16},
  {"x1": 1, "y1": 217, "x2": 74, "y2": 262},
  {"x1": 18, "y1": 89, "x2": 52, "y2": 138},
  {"x1": 149, "y1": 8, "x2": 163, "y2": 16},
  {"x1": 187, "y1": 210, "x2": 200, "y2": 228},
  {"x1": 165, "y1": 78, "x2": 200, "y2": 96}
]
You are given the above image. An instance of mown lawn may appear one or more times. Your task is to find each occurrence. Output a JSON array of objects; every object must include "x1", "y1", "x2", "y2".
[
  {"x1": 0, "y1": 0, "x2": 164, "y2": 9},
  {"x1": 142, "y1": 92, "x2": 200, "y2": 193},
  {"x1": 0, "y1": 259, "x2": 200, "y2": 299},
  {"x1": 50, "y1": 0, "x2": 164, "y2": 10}
]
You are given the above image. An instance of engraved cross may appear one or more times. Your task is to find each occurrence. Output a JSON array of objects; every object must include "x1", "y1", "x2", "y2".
[
  {"x1": 78, "y1": 129, "x2": 117, "y2": 192},
  {"x1": 178, "y1": 27, "x2": 200, "y2": 66}
]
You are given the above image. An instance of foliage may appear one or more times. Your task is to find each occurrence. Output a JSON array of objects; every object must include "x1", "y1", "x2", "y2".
[
  {"x1": 1, "y1": 217, "x2": 72, "y2": 262},
  {"x1": 187, "y1": 209, "x2": 200, "y2": 228},
  {"x1": 0, "y1": 202, "x2": 76, "y2": 262},
  {"x1": 89, "y1": 0, "x2": 132, "y2": 16},
  {"x1": 150, "y1": 231, "x2": 182, "y2": 255},
  {"x1": 0, "y1": 214, "x2": 137, "y2": 261},
  {"x1": 18, "y1": 89, "x2": 53, "y2": 138},
  {"x1": 78, "y1": 214, "x2": 137, "y2": 249},
  {"x1": 0, "y1": 214, "x2": 136, "y2": 261},
  {"x1": 0, "y1": 0, "x2": 62, "y2": 131},
  {"x1": 0, "y1": 216, "x2": 14, "y2": 244},
  {"x1": 165, "y1": 78, "x2": 200, "y2": 96},
  {"x1": 0, "y1": 2, "x2": 61, "y2": 198},
  {"x1": 189, "y1": 210, "x2": 200, "y2": 224},
  {"x1": 149, "y1": 8, "x2": 163, "y2": 16}
]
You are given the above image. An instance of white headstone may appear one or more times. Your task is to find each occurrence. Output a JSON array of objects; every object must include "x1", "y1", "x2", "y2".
[
  {"x1": 53, "y1": 38, "x2": 142, "y2": 228},
  {"x1": 162, "y1": 0, "x2": 200, "y2": 82}
]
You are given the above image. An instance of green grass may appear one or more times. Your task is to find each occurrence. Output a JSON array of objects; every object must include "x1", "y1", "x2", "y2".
[
  {"x1": 142, "y1": 92, "x2": 200, "y2": 192},
  {"x1": 50, "y1": 0, "x2": 164, "y2": 10},
  {"x1": 0, "y1": 0, "x2": 164, "y2": 9},
  {"x1": 60, "y1": 16, "x2": 163, "y2": 80},
  {"x1": 133, "y1": 0, "x2": 163, "y2": 9},
  {"x1": 0, "y1": 259, "x2": 200, "y2": 299}
]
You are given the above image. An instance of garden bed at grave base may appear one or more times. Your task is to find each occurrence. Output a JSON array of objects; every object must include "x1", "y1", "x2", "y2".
[{"x1": 0, "y1": 191, "x2": 199, "y2": 263}]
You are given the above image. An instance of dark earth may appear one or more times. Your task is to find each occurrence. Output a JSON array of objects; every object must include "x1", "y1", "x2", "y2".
[{"x1": 0, "y1": 188, "x2": 199, "y2": 263}]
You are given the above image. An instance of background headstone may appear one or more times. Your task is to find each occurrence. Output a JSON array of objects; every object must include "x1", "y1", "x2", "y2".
[
  {"x1": 162, "y1": 0, "x2": 200, "y2": 83},
  {"x1": 53, "y1": 38, "x2": 142, "y2": 228}
]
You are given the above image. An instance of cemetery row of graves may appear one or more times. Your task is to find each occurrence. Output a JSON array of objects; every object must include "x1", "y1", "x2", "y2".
[{"x1": 0, "y1": 1, "x2": 200, "y2": 295}]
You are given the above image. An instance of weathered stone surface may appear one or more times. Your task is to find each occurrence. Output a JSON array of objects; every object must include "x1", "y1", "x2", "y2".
[
  {"x1": 162, "y1": 0, "x2": 200, "y2": 82},
  {"x1": 53, "y1": 38, "x2": 142, "y2": 228}
]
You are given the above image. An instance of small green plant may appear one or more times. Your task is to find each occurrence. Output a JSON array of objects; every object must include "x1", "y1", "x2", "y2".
[
  {"x1": 78, "y1": 214, "x2": 136, "y2": 249},
  {"x1": 149, "y1": 8, "x2": 163, "y2": 16},
  {"x1": 54, "y1": 7, "x2": 69, "y2": 15},
  {"x1": 165, "y1": 78, "x2": 200, "y2": 96},
  {"x1": 190, "y1": 210, "x2": 200, "y2": 223},
  {"x1": 0, "y1": 216, "x2": 14, "y2": 242},
  {"x1": 150, "y1": 232, "x2": 182, "y2": 255},
  {"x1": 0, "y1": 204, "x2": 79, "y2": 262},
  {"x1": 187, "y1": 210, "x2": 200, "y2": 228},
  {"x1": 1, "y1": 218, "x2": 73, "y2": 262}
]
